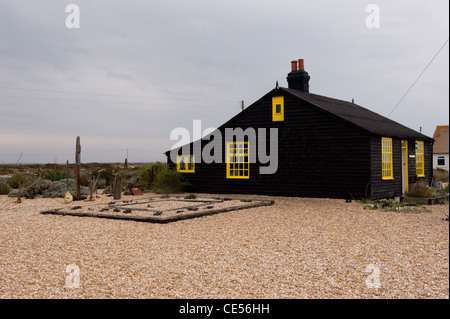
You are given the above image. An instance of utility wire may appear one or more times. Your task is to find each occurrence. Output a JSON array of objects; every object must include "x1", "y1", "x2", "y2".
[
  {"x1": 386, "y1": 38, "x2": 449, "y2": 119},
  {"x1": 0, "y1": 93, "x2": 224, "y2": 108},
  {"x1": 0, "y1": 85, "x2": 236, "y2": 103},
  {"x1": 375, "y1": 38, "x2": 449, "y2": 135}
]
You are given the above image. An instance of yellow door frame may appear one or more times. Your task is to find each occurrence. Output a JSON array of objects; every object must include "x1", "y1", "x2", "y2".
[{"x1": 402, "y1": 140, "x2": 409, "y2": 193}]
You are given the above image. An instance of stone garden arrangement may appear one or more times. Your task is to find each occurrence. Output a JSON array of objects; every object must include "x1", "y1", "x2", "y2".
[{"x1": 40, "y1": 194, "x2": 274, "y2": 223}]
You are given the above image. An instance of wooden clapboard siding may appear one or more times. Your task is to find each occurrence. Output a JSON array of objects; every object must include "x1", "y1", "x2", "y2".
[
  {"x1": 169, "y1": 92, "x2": 372, "y2": 199},
  {"x1": 166, "y1": 87, "x2": 433, "y2": 199}
]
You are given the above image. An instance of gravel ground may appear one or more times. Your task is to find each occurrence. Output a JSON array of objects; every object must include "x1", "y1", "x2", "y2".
[{"x1": 0, "y1": 193, "x2": 448, "y2": 299}]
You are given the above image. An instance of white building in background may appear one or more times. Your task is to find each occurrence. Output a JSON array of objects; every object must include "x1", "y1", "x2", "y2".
[{"x1": 433, "y1": 125, "x2": 449, "y2": 171}]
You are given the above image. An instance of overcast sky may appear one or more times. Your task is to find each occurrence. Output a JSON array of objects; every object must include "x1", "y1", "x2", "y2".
[{"x1": 0, "y1": 0, "x2": 448, "y2": 164}]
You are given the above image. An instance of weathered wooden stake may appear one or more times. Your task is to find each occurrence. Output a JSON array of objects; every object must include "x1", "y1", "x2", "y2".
[
  {"x1": 113, "y1": 176, "x2": 122, "y2": 200},
  {"x1": 75, "y1": 136, "x2": 81, "y2": 198},
  {"x1": 89, "y1": 173, "x2": 100, "y2": 201},
  {"x1": 16, "y1": 176, "x2": 22, "y2": 203},
  {"x1": 66, "y1": 160, "x2": 69, "y2": 192}
]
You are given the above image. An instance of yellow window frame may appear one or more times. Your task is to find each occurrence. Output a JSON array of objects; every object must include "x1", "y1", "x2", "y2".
[
  {"x1": 272, "y1": 96, "x2": 284, "y2": 122},
  {"x1": 226, "y1": 142, "x2": 249, "y2": 179},
  {"x1": 381, "y1": 137, "x2": 393, "y2": 180},
  {"x1": 177, "y1": 155, "x2": 195, "y2": 173},
  {"x1": 415, "y1": 141, "x2": 425, "y2": 177}
]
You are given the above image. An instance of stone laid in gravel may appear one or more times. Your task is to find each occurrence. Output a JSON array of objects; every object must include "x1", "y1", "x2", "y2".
[
  {"x1": 39, "y1": 196, "x2": 275, "y2": 223},
  {"x1": 0, "y1": 193, "x2": 448, "y2": 299}
]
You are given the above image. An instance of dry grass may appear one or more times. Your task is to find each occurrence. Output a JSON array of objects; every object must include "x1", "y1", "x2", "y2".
[{"x1": 0, "y1": 193, "x2": 448, "y2": 299}]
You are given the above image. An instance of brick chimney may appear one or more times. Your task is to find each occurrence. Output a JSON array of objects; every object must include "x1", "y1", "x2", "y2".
[{"x1": 286, "y1": 59, "x2": 310, "y2": 93}]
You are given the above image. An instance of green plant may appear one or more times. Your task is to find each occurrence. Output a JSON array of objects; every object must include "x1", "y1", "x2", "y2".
[
  {"x1": 0, "y1": 180, "x2": 12, "y2": 195},
  {"x1": 433, "y1": 168, "x2": 449, "y2": 183},
  {"x1": 406, "y1": 181, "x2": 437, "y2": 198},
  {"x1": 139, "y1": 162, "x2": 168, "y2": 187},
  {"x1": 151, "y1": 169, "x2": 187, "y2": 194},
  {"x1": 7, "y1": 174, "x2": 29, "y2": 189},
  {"x1": 43, "y1": 167, "x2": 66, "y2": 181}
]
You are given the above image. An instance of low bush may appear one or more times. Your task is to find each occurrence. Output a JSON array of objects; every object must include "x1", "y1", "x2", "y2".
[
  {"x1": 139, "y1": 162, "x2": 168, "y2": 188},
  {"x1": 406, "y1": 181, "x2": 437, "y2": 198},
  {"x1": 0, "y1": 179, "x2": 12, "y2": 195},
  {"x1": 151, "y1": 169, "x2": 187, "y2": 194},
  {"x1": 7, "y1": 174, "x2": 29, "y2": 189},
  {"x1": 43, "y1": 168, "x2": 66, "y2": 181},
  {"x1": 433, "y1": 168, "x2": 449, "y2": 183}
]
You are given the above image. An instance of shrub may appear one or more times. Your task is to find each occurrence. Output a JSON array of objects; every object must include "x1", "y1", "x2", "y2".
[
  {"x1": 433, "y1": 169, "x2": 449, "y2": 183},
  {"x1": 0, "y1": 180, "x2": 12, "y2": 195},
  {"x1": 43, "y1": 168, "x2": 66, "y2": 181},
  {"x1": 139, "y1": 162, "x2": 168, "y2": 188},
  {"x1": 406, "y1": 181, "x2": 437, "y2": 198},
  {"x1": 24, "y1": 179, "x2": 52, "y2": 197},
  {"x1": 7, "y1": 174, "x2": 29, "y2": 189},
  {"x1": 151, "y1": 169, "x2": 187, "y2": 194}
]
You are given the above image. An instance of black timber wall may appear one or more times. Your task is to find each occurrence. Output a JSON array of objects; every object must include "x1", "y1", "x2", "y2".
[
  {"x1": 369, "y1": 137, "x2": 433, "y2": 199},
  {"x1": 168, "y1": 90, "x2": 372, "y2": 199}
]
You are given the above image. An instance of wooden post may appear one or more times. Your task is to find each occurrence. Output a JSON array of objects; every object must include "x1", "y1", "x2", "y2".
[
  {"x1": 66, "y1": 160, "x2": 69, "y2": 192},
  {"x1": 113, "y1": 176, "x2": 122, "y2": 200},
  {"x1": 75, "y1": 136, "x2": 81, "y2": 198},
  {"x1": 16, "y1": 176, "x2": 22, "y2": 203}
]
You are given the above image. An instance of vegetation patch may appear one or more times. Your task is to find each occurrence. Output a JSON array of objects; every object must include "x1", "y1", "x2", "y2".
[
  {"x1": 364, "y1": 199, "x2": 430, "y2": 213},
  {"x1": 151, "y1": 169, "x2": 188, "y2": 194}
]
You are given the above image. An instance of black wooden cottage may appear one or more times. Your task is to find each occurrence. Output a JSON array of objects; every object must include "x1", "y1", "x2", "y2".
[{"x1": 165, "y1": 59, "x2": 433, "y2": 199}]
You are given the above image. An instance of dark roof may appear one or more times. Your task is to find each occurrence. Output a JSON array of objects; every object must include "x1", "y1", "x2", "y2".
[
  {"x1": 283, "y1": 87, "x2": 433, "y2": 140},
  {"x1": 165, "y1": 87, "x2": 433, "y2": 154}
]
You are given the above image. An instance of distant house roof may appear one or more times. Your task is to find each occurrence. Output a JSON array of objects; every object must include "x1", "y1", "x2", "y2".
[
  {"x1": 283, "y1": 88, "x2": 433, "y2": 140},
  {"x1": 433, "y1": 125, "x2": 449, "y2": 154}
]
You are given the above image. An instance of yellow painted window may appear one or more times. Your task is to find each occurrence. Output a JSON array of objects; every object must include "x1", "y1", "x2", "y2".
[
  {"x1": 272, "y1": 96, "x2": 284, "y2": 121},
  {"x1": 381, "y1": 137, "x2": 393, "y2": 180},
  {"x1": 177, "y1": 155, "x2": 195, "y2": 173},
  {"x1": 226, "y1": 142, "x2": 249, "y2": 179},
  {"x1": 415, "y1": 141, "x2": 425, "y2": 177}
]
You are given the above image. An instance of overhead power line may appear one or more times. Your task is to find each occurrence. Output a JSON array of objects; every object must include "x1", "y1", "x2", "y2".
[
  {"x1": 0, "y1": 93, "x2": 232, "y2": 108},
  {"x1": 386, "y1": 38, "x2": 449, "y2": 119},
  {"x1": 374, "y1": 38, "x2": 449, "y2": 135},
  {"x1": 0, "y1": 85, "x2": 236, "y2": 103}
]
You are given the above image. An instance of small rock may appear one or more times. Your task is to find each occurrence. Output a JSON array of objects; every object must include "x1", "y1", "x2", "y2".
[{"x1": 64, "y1": 191, "x2": 73, "y2": 204}]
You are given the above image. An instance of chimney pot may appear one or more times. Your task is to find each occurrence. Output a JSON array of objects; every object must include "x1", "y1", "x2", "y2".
[
  {"x1": 298, "y1": 59, "x2": 304, "y2": 71},
  {"x1": 287, "y1": 58, "x2": 310, "y2": 93},
  {"x1": 291, "y1": 60, "x2": 298, "y2": 72}
]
